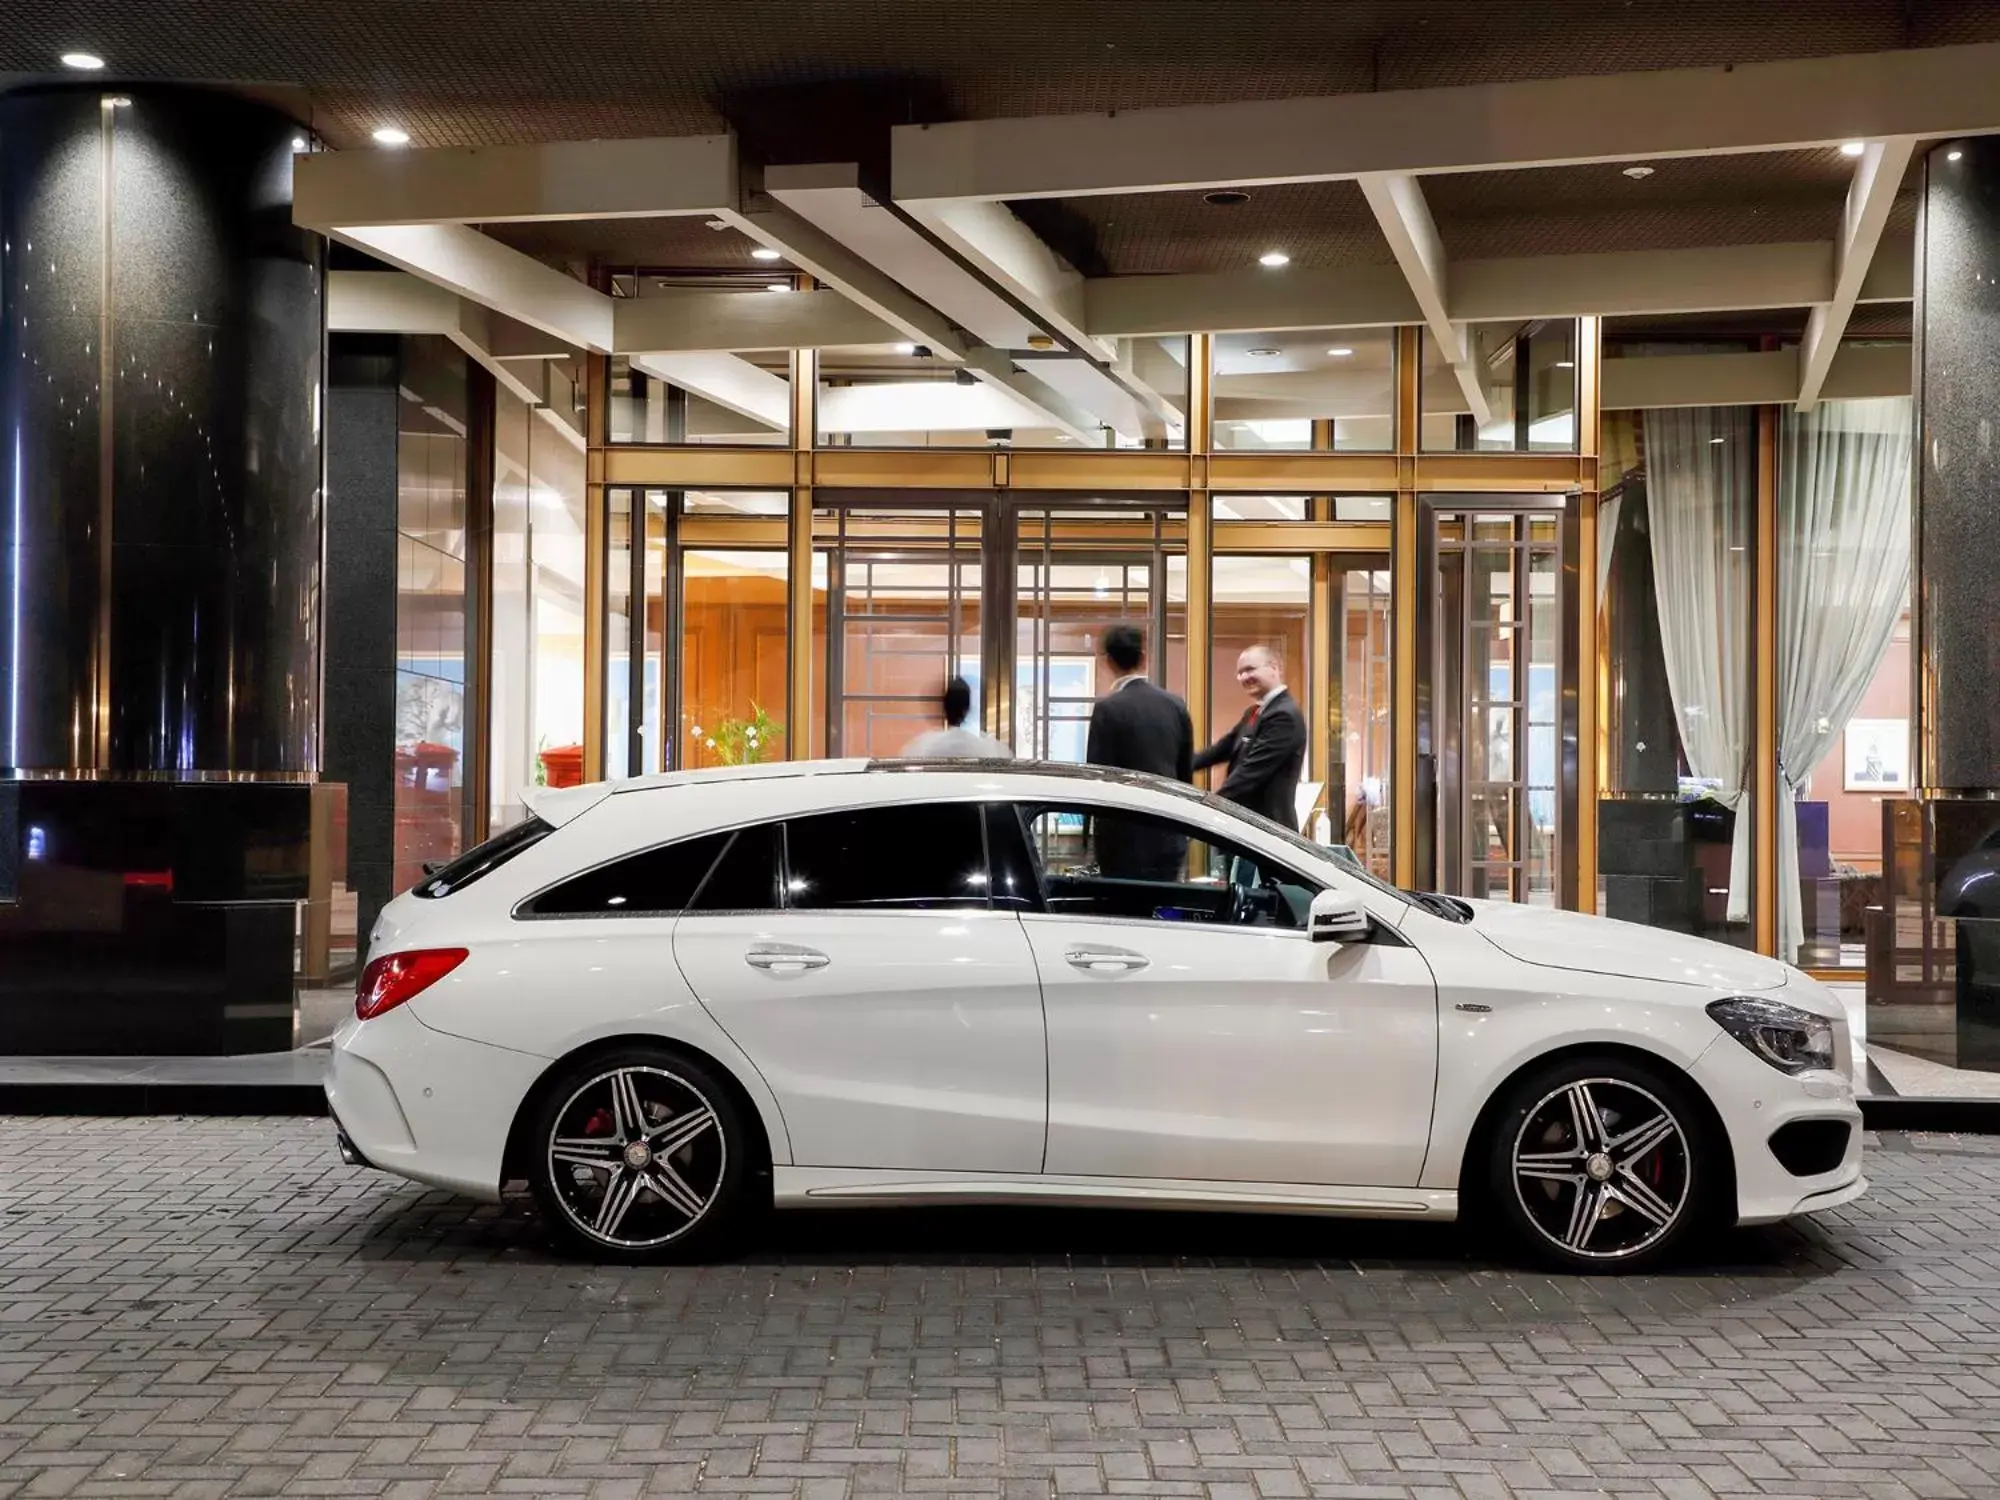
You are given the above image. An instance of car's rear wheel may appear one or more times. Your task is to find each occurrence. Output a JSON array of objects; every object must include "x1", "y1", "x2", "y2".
[
  {"x1": 527, "y1": 1047, "x2": 750, "y2": 1263},
  {"x1": 1482, "y1": 1054, "x2": 1720, "y2": 1273}
]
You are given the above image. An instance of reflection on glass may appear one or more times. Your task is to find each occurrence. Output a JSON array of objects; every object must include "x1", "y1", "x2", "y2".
[
  {"x1": 394, "y1": 337, "x2": 471, "y2": 894},
  {"x1": 818, "y1": 340, "x2": 1190, "y2": 449},
  {"x1": 608, "y1": 352, "x2": 790, "y2": 446},
  {"x1": 489, "y1": 380, "x2": 589, "y2": 828},
  {"x1": 1596, "y1": 406, "x2": 1755, "y2": 948},
  {"x1": 1214, "y1": 495, "x2": 1307, "y2": 521},
  {"x1": 1211, "y1": 329, "x2": 1393, "y2": 451},
  {"x1": 1422, "y1": 320, "x2": 1578, "y2": 452},
  {"x1": 1777, "y1": 397, "x2": 1914, "y2": 969},
  {"x1": 1341, "y1": 568, "x2": 1393, "y2": 882},
  {"x1": 604, "y1": 491, "x2": 634, "y2": 779}
]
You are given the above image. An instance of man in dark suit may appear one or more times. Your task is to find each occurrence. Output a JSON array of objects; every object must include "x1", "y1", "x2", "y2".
[
  {"x1": 1085, "y1": 624, "x2": 1193, "y2": 878},
  {"x1": 1196, "y1": 644, "x2": 1306, "y2": 829}
]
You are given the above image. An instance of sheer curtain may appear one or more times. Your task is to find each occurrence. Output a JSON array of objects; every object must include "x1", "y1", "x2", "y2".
[
  {"x1": 1777, "y1": 396, "x2": 1912, "y2": 962},
  {"x1": 1644, "y1": 406, "x2": 1757, "y2": 924}
]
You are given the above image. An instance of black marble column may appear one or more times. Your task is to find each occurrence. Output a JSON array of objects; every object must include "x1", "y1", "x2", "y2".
[
  {"x1": 0, "y1": 86, "x2": 323, "y2": 1054},
  {"x1": 1914, "y1": 138, "x2": 2000, "y2": 1071}
]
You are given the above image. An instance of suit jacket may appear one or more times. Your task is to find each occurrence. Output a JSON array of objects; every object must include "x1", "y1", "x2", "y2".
[
  {"x1": 1194, "y1": 688, "x2": 1306, "y2": 829},
  {"x1": 1086, "y1": 677, "x2": 1194, "y2": 878}
]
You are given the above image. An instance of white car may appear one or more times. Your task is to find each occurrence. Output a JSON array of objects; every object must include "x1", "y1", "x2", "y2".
[{"x1": 327, "y1": 759, "x2": 1864, "y2": 1272}]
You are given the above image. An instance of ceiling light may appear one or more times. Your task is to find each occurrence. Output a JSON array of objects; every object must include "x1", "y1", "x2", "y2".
[
  {"x1": 892, "y1": 342, "x2": 916, "y2": 355},
  {"x1": 1203, "y1": 189, "x2": 1251, "y2": 207},
  {"x1": 292, "y1": 136, "x2": 307, "y2": 151},
  {"x1": 1950, "y1": 149, "x2": 1965, "y2": 162},
  {"x1": 1258, "y1": 250, "x2": 1291, "y2": 267},
  {"x1": 1622, "y1": 165, "x2": 1655, "y2": 179},
  {"x1": 372, "y1": 127, "x2": 410, "y2": 147},
  {"x1": 1325, "y1": 346, "x2": 1354, "y2": 358},
  {"x1": 764, "y1": 283, "x2": 793, "y2": 294},
  {"x1": 1556, "y1": 360, "x2": 1576, "y2": 368},
  {"x1": 750, "y1": 248, "x2": 782, "y2": 262},
  {"x1": 1839, "y1": 141, "x2": 1866, "y2": 158},
  {"x1": 1248, "y1": 346, "x2": 1280, "y2": 357},
  {"x1": 1709, "y1": 436, "x2": 1727, "y2": 445},
  {"x1": 60, "y1": 52, "x2": 105, "y2": 70}
]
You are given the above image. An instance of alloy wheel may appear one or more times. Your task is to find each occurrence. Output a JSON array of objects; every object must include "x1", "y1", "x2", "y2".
[
  {"x1": 1510, "y1": 1077, "x2": 1690, "y2": 1262},
  {"x1": 544, "y1": 1065, "x2": 728, "y2": 1251}
]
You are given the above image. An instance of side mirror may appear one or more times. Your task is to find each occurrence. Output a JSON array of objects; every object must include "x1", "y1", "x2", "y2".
[{"x1": 1308, "y1": 888, "x2": 1370, "y2": 944}]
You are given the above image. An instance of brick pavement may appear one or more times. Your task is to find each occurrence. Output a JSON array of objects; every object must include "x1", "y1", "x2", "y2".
[{"x1": 2, "y1": 1119, "x2": 2000, "y2": 1498}]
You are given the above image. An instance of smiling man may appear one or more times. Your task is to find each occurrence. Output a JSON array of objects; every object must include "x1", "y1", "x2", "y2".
[{"x1": 1194, "y1": 644, "x2": 1306, "y2": 829}]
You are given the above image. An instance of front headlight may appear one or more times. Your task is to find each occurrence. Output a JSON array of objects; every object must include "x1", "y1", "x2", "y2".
[{"x1": 1706, "y1": 996, "x2": 1836, "y2": 1075}]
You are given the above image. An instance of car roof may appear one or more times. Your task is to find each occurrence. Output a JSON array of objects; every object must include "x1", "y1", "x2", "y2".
[{"x1": 597, "y1": 756, "x2": 1208, "y2": 804}]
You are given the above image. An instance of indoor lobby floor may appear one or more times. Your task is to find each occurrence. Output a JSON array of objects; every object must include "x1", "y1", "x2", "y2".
[{"x1": 2, "y1": 1117, "x2": 1998, "y2": 1498}]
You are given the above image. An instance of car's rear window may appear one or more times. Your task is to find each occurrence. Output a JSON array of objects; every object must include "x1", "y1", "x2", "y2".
[{"x1": 412, "y1": 816, "x2": 554, "y2": 899}]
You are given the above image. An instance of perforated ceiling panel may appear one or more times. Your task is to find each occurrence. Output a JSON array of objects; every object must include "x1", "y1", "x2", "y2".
[
  {"x1": 9, "y1": 0, "x2": 1999, "y2": 150},
  {"x1": 1014, "y1": 182, "x2": 1393, "y2": 277}
]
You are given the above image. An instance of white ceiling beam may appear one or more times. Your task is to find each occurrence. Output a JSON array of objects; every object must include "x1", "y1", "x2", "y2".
[
  {"x1": 326, "y1": 270, "x2": 562, "y2": 406},
  {"x1": 612, "y1": 288, "x2": 900, "y2": 353},
  {"x1": 1601, "y1": 344, "x2": 1909, "y2": 410},
  {"x1": 1798, "y1": 137, "x2": 1918, "y2": 410},
  {"x1": 1083, "y1": 235, "x2": 1915, "y2": 338},
  {"x1": 898, "y1": 198, "x2": 1104, "y2": 355},
  {"x1": 295, "y1": 134, "x2": 738, "y2": 228},
  {"x1": 629, "y1": 353, "x2": 789, "y2": 433},
  {"x1": 718, "y1": 201, "x2": 972, "y2": 362},
  {"x1": 332, "y1": 224, "x2": 616, "y2": 351},
  {"x1": 1358, "y1": 173, "x2": 1489, "y2": 427},
  {"x1": 893, "y1": 42, "x2": 2000, "y2": 202},
  {"x1": 765, "y1": 164, "x2": 1035, "y2": 348},
  {"x1": 959, "y1": 349, "x2": 1106, "y2": 445}
]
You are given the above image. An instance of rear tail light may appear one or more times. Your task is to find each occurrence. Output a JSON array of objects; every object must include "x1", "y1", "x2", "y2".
[{"x1": 356, "y1": 947, "x2": 469, "y2": 1020}]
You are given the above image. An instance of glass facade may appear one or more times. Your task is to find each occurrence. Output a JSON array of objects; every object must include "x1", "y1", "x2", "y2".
[
  {"x1": 1422, "y1": 320, "x2": 1579, "y2": 453},
  {"x1": 1212, "y1": 328, "x2": 1394, "y2": 451}
]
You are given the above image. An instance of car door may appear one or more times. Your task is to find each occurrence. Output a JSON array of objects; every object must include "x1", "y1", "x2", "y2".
[
  {"x1": 671, "y1": 799, "x2": 1047, "y2": 1174},
  {"x1": 1001, "y1": 798, "x2": 1438, "y2": 1187}
]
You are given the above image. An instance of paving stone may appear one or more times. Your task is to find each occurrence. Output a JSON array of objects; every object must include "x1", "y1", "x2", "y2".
[{"x1": 3, "y1": 1120, "x2": 2000, "y2": 1497}]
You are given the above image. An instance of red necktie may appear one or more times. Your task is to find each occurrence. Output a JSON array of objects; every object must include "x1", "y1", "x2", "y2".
[{"x1": 1245, "y1": 704, "x2": 1261, "y2": 731}]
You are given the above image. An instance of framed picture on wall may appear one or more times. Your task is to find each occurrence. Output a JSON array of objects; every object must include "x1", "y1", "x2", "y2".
[{"x1": 1843, "y1": 718, "x2": 1909, "y2": 792}]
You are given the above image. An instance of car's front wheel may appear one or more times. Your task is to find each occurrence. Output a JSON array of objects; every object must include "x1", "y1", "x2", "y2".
[
  {"x1": 1482, "y1": 1054, "x2": 1720, "y2": 1273},
  {"x1": 526, "y1": 1047, "x2": 751, "y2": 1263}
]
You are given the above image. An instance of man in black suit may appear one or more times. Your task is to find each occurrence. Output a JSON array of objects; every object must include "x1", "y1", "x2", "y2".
[
  {"x1": 1196, "y1": 644, "x2": 1306, "y2": 829},
  {"x1": 1085, "y1": 624, "x2": 1193, "y2": 878}
]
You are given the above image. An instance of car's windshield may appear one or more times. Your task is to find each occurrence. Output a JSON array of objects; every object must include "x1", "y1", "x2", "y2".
[{"x1": 1195, "y1": 793, "x2": 1409, "y2": 903}]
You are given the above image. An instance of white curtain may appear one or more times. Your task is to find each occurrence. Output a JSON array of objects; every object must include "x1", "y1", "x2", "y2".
[
  {"x1": 1776, "y1": 397, "x2": 1912, "y2": 962},
  {"x1": 1644, "y1": 406, "x2": 1757, "y2": 923},
  {"x1": 1596, "y1": 492, "x2": 1624, "y2": 606}
]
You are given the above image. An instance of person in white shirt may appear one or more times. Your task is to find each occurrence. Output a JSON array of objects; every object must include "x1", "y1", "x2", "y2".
[{"x1": 902, "y1": 676, "x2": 1014, "y2": 759}]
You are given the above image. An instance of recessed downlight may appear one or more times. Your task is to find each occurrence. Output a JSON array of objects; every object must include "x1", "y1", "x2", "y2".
[
  {"x1": 60, "y1": 52, "x2": 105, "y2": 70},
  {"x1": 1203, "y1": 189, "x2": 1251, "y2": 207},
  {"x1": 764, "y1": 283, "x2": 793, "y2": 294},
  {"x1": 1325, "y1": 346, "x2": 1354, "y2": 358},
  {"x1": 1839, "y1": 140, "x2": 1866, "y2": 158},
  {"x1": 372, "y1": 126, "x2": 410, "y2": 147},
  {"x1": 1950, "y1": 149, "x2": 1965, "y2": 162},
  {"x1": 1248, "y1": 346, "x2": 1280, "y2": 357},
  {"x1": 1622, "y1": 165, "x2": 1655, "y2": 180},
  {"x1": 1258, "y1": 250, "x2": 1290, "y2": 268},
  {"x1": 751, "y1": 247, "x2": 782, "y2": 262}
]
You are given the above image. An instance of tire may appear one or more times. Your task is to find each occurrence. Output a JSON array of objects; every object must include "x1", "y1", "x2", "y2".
[
  {"x1": 526, "y1": 1046, "x2": 753, "y2": 1264},
  {"x1": 1481, "y1": 1053, "x2": 1721, "y2": 1274}
]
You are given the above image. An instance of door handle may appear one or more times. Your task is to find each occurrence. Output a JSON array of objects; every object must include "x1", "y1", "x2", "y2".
[
  {"x1": 1065, "y1": 947, "x2": 1149, "y2": 974},
  {"x1": 744, "y1": 944, "x2": 830, "y2": 975}
]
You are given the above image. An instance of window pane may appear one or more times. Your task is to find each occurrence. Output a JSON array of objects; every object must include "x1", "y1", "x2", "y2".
[
  {"x1": 819, "y1": 340, "x2": 1189, "y2": 450},
  {"x1": 608, "y1": 349, "x2": 790, "y2": 446},
  {"x1": 523, "y1": 832, "x2": 731, "y2": 917},
  {"x1": 682, "y1": 549, "x2": 789, "y2": 768},
  {"x1": 413, "y1": 817, "x2": 552, "y2": 900},
  {"x1": 1211, "y1": 555, "x2": 1312, "y2": 821},
  {"x1": 690, "y1": 825, "x2": 781, "y2": 912},
  {"x1": 1597, "y1": 405, "x2": 1756, "y2": 948},
  {"x1": 1023, "y1": 803, "x2": 1318, "y2": 929},
  {"x1": 784, "y1": 804, "x2": 988, "y2": 910},
  {"x1": 1422, "y1": 320, "x2": 1578, "y2": 453},
  {"x1": 1212, "y1": 328, "x2": 1393, "y2": 452},
  {"x1": 1778, "y1": 396, "x2": 1913, "y2": 970}
]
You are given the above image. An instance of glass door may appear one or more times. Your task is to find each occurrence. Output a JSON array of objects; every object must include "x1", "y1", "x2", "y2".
[
  {"x1": 1430, "y1": 508, "x2": 1567, "y2": 905},
  {"x1": 1337, "y1": 560, "x2": 1395, "y2": 882}
]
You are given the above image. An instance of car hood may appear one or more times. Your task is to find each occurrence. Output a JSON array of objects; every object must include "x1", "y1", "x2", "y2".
[{"x1": 1462, "y1": 900, "x2": 1790, "y2": 992}]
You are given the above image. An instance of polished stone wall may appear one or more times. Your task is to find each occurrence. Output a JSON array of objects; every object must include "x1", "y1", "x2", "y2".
[
  {"x1": 0, "y1": 87, "x2": 323, "y2": 1054},
  {"x1": 0, "y1": 86, "x2": 323, "y2": 774}
]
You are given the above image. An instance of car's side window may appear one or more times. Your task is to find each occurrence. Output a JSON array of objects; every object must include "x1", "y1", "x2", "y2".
[
  {"x1": 1021, "y1": 802, "x2": 1321, "y2": 930},
  {"x1": 518, "y1": 830, "x2": 733, "y2": 917},
  {"x1": 783, "y1": 803, "x2": 990, "y2": 911},
  {"x1": 688, "y1": 824, "x2": 783, "y2": 912}
]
